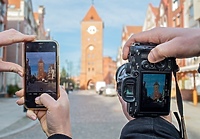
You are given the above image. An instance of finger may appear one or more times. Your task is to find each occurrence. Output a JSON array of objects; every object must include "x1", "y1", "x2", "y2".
[
  {"x1": 15, "y1": 89, "x2": 24, "y2": 97},
  {"x1": 36, "y1": 111, "x2": 46, "y2": 121},
  {"x1": 0, "y1": 29, "x2": 36, "y2": 46},
  {"x1": 35, "y1": 93, "x2": 56, "y2": 109},
  {"x1": 161, "y1": 111, "x2": 172, "y2": 123},
  {"x1": 148, "y1": 38, "x2": 182, "y2": 63},
  {"x1": 16, "y1": 97, "x2": 24, "y2": 105},
  {"x1": 0, "y1": 61, "x2": 23, "y2": 76},
  {"x1": 122, "y1": 28, "x2": 163, "y2": 60},
  {"x1": 118, "y1": 95, "x2": 134, "y2": 120},
  {"x1": 58, "y1": 86, "x2": 69, "y2": 104},
  {"x1": 26, "y1": 109, "x2": 37, "y2": 120}
]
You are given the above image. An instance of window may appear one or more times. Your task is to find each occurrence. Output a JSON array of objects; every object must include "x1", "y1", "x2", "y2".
[
  {"x1": 176, "y1": 14, "x2": 180, "y2": 26},
  {"x1": 163, "y1": 15, "x2": 167, "y2": 27},
  {"x1": 172, "y1": 0, "x2": 179, "y2": 11},
  {"x1": 160, "y1": 4, "x2": 164, "y2": 16},
  {"x1": 173, "y1": 17, "x2": 176, "y2": 27},
  {"x1": 189, "y1": 5, "x2": 194, "y2": 18}
]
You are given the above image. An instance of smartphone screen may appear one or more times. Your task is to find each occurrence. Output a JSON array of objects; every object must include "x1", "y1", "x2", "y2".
[{"x1": 24, "y1": 41, "x2": 59, "y2": 109}]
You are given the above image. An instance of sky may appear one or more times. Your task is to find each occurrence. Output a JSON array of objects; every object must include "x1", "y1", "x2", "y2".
[{"x1": 32, "y1": 0, "x2": 160, "y2": 76}]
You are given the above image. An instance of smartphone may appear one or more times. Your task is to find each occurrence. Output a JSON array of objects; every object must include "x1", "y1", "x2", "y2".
[{"x1": 24, "y1": 40, "x2": 59, "y2": 110}]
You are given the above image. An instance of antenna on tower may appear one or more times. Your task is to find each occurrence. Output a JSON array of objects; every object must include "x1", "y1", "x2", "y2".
[{"x1": 92, "y1": 0, "x2": 94, "y2": 5}]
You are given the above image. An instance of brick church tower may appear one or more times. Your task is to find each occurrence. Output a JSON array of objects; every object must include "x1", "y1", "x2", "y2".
[{"x1": 80, "y1": 5, "x2": 104, "y2": 89}]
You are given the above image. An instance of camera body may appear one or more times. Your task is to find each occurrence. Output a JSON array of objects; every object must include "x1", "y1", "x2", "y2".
[{"x1": 116, "y1": 43, "x2": 178, "y2": 117}]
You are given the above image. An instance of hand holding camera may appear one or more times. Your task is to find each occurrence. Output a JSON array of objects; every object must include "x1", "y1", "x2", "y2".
[{"x1": 116, "y1": 43, "x2": 178, "y2": 117}]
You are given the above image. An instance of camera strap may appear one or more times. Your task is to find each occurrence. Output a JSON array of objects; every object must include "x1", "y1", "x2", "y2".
[{"x1": 173, "y1": 71, "x2": 188, "y2": 139}]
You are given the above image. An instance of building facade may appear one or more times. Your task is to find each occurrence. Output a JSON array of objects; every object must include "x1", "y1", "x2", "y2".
[
  {"x1": 143, "y1": 3, "x2": 158, "y2": 31},
  {"x1": 6, "y1": 0, "x2": 49, "y2": 91},
  {"x1": 6, "y1": 0, "x2": 37, "y2": 88},
  {"x1": 34, "y1": 5, "x2": 50, "y2": 40},
  {"x1": 103, "y1": 57, "x2": 116, "y2": 85},
  {"x1": 116, "y1": 26, "x2": 142, "y2": 68},
  {"x1": 184, "y1": 0, "x2": 200, "y2": 66},
  {"x1": 0, "y1": 0, "x2": 8, "y2": 95},
  {"x1": 80, "y1": 5, "x2": 104, "y2": 89}
]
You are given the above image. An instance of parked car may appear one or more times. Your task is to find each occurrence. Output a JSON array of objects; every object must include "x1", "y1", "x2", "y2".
[
  {"x1": 95, "y1": 81, "x2": 106, "y2": 94},
  {"x1": 101, "y1": 84, "x2": 117, "y2": 96}
]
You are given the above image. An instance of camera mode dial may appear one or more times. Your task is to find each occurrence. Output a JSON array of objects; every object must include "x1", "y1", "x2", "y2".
[
  {"x1": 141, "y1": 60, "x2": 154, "y2": 70},
  {"x1": 155, "y1": 60, "x2": 167, "y2": 70}
]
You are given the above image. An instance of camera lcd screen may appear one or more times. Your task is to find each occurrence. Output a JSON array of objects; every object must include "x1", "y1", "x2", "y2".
[
  {"x1": 25, "y1": 42, "x2": 58, "y2": 108},
  {"x1": 140, "y1": 73, "x2": 171, "y2": 113}
]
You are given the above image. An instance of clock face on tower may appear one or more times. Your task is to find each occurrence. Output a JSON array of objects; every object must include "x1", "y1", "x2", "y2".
[{"x1": 87, "y1": 26, "x2": 97, "y2": 34}]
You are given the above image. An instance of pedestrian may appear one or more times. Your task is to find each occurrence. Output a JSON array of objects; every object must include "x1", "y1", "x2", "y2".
[{"x1": 15, "y1": 27, "x2": 200, "y2": 139}]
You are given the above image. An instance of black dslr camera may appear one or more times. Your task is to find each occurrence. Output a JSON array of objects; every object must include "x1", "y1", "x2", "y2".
[{"x1": 116, "y1": 43, "x2": 178, "y2": 117}]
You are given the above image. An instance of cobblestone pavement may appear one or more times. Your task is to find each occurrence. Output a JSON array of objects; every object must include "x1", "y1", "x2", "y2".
[
  {"x1": 1, "y1": 90, "x2": 200, "y2": 139},
  {"x1": 0, "y1": 90, "x2": 128, "y2": 139}
]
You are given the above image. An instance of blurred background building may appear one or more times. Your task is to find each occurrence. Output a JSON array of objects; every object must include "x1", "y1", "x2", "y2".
[
  {"x1": 0, "y1": 0, "x2": 51, "y2": 97},
  {"x1": 0, "y1": 0, "x2": 8, "y2": 96}
]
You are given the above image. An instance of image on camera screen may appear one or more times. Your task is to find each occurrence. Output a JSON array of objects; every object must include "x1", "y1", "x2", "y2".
[
  {"x1": 141, "y1": 73, "x2": 167, "y2": 109},
  {"x1": 25, "y1": 52, "x2": 56, "y2": 98}
]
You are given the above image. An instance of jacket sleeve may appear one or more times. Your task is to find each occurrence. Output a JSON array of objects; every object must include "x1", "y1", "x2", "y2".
[{"x1": 48, "y1": 134, "x2": 72, "y2": 139}]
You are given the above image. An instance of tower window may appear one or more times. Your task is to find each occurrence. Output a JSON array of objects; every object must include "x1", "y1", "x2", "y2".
[{"x1": 90, "y1": 16, "x2": 93, "y2": 20}]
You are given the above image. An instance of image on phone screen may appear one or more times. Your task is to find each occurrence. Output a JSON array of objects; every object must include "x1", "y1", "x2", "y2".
[{"x1": 25, "y1": 41, "x2": 58, "y2": 109}]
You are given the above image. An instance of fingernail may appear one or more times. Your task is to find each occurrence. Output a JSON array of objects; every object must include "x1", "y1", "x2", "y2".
[
  {"x1": 31, "y1": 115, "x2": 36, "y2": 120},
  {"x1": 18, "y1": 71, "x2": 23, "y2": 77},
  {"x1": 148, "y1": 53, "x2": 155, "y2": 63},
  {"x1": 35, "y1": 97, "x2": 39, "y2": 101},
  {"x1": 15, "y1": 91, "x2": 18, "y2": 95}
]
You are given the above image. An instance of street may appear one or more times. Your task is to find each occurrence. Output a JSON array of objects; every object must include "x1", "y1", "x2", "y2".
[
  {"x1": 2, "y1": 90, "x2": 128, "y2": 139},
  {"x1": 2, "y1": 90, "x2": 200, "y2": 139}
]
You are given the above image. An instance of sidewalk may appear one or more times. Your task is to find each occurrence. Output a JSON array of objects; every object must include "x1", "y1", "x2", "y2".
[
  {"x1": 0, "y1": 97, "x2": 37, "y2": 138},
  {"x1": 171, "y1": 99, "x2": 200, "y2": 139}
]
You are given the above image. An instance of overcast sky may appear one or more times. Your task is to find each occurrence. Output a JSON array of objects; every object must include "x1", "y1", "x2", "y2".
[{"x1": 32, "y1": 0, "x2": 160, "y2": 76}]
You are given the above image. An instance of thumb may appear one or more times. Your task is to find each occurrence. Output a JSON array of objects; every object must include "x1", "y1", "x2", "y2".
[
  {"x1": 35, "y1": 93, "x2": 56, "y2": 109},
  {"x1": 58, "y1": 87, "x2": 69, "y2": 104},
  {"x1": 148, "y1": 40, "x2": 177, "y2": 63}
]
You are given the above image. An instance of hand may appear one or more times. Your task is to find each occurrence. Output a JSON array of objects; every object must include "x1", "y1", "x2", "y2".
[
  {"x1": 0, "y1": 29, "x2": 35, "y2": 76},
  {"x1": 123, "y1": 27, "x2": 200, "y2": 63},
  {"x1": 118, "y1": 94, "x2": 134, "y2": 121},
  {"x1": 16, "y1": 87, "x2": 72, "y2": 138},
  {"x1": 118, "y1": 94, "x2": 172, "y2": 123}
]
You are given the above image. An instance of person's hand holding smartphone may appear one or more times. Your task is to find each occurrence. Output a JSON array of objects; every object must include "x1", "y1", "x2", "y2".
[{"x1": 24, "y1": 40, "x2": 59, "y2": 110}]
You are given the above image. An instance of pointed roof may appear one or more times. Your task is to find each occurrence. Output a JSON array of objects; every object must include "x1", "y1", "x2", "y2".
[
  {"x1": 125, "y1": 26, "x2": 142, "y2": 36},
  {"x1": 82, "y1": 5, "x2": 102, "y2": 21},
  {"x1": 149, "y1": 3, "x2": 158, "y2": 17},
  {"x1": 8, "y1": 0, "x2": 20, "y2": 9}
]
